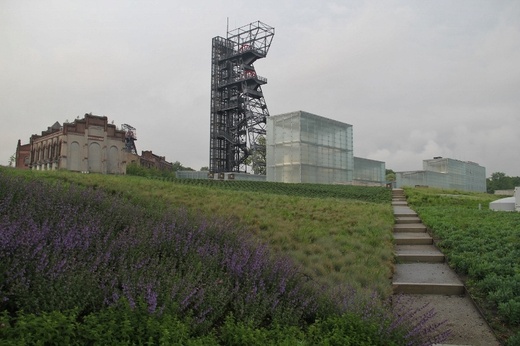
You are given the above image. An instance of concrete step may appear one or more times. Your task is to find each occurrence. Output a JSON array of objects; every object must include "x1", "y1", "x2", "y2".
[
  {"x1": 393, "y1": 283, "x2": 465, "y2": 295},
  {"x1": 395, "y1": 244, "x2": 445, "y2": 263},
  {"x1": 395, "y1": 216, "x2": 422, "y2": 224},
  {"x1": 393, "y1": 263, "x2": 464, "y2": 295},
  {"x1": 393, "y1": 206, "x2": 418, "y2": 217},
  {"x1": 396, "y1": 253, "x2": 445, "y2": 263},
  {"x1": 394, "y1": 232, "x2": 433, "y2": 245},
  {"x1": 394, "y1": 223, "x2": 427, "y2": 232},
  {"x1": 391, "y1": 201, "x2": 408, "y2": 206}
]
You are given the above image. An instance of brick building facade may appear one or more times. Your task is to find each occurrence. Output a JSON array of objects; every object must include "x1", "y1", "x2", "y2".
[
  {"x1": 15, "y1": 113, "x2": 173, "y2": 174},
  {"x1": 140, "y1": 150, "x2": 173, "y2": 171},
  {"x1": 16, "y1": 114, "x2": 127, "y2": 173}
]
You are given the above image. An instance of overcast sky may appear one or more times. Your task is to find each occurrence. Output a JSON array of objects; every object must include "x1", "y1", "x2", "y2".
[{"x1": 2, "y1": 0, "x2": 519, "y2": 176}]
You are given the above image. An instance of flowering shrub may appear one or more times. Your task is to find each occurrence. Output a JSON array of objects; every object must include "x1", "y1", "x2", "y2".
[
  {"x1": 0, "y1": 174, "x2": 319, "y2": 330},
  {"x1": 0, "y1": 170, "x2": 448, "y2": 344}
]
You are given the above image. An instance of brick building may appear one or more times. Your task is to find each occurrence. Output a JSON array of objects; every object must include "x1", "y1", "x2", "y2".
[
  {"x1": 16, "y1": 114, "x2": 127, "y2": 174},
  {"x1": 140, "y1": 150, "x2": 173, "y2": 171},
  {"x1": 16, "y1": 113, "x2": 173, "y2": 174},
  {"x1": 15, "y1": 140, "x2": 31, "y2": 169}
]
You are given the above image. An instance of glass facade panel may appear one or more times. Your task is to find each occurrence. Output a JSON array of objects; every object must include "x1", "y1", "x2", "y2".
[{"x1": 353, "y1": 157, "x2": 385, "y2": 185}]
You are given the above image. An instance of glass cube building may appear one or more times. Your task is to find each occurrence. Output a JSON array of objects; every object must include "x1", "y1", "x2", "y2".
[
  {"x1": 268, "y1": 110, "x2": 382, "y2": 184},
  {"x1": 396, "y1": 157, "x2": 486, "y2": 192},
  {"x1": 353, "y1": 157, "x2": 386, "y2": 186}
]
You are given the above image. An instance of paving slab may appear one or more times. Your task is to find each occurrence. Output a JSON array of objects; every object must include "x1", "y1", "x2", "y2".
[
  {"x1": 395, "y1": 244, "x2": 445, "y2": 263},
  {"x1": 396, "y1": 244, "x2": 441, "y2": 254},
  {"x1": 393, "y1": 282, "x2": 465, "y2": 295},
  {"x1": 394, "y1": 232, "x2": 433, "y2": 245},
  {"x1": 393, "y1": 263, "x2": 463, "y2": 285},
  {"x1": 393, "y1": 206, "x2": 418, "y2": 217},
  {"x1": 394, "y1": 223, "x2": 427, "y2": 232},
  {"x1": 395, "y1": 216, "x2": 422, "y2": 224},
  {"x1": 394, "y1": 294, "x2": 499, "y2": 346}
]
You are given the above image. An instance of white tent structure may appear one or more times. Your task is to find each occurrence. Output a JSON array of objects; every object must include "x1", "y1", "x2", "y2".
[{"x1": 490, "y1": 187, "x2": 520, "y2": 212}]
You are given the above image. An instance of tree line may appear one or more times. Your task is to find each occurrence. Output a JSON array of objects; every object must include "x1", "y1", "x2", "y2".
[{"x1": 486, "y1": 172, "x2": 520, "y2": 194}]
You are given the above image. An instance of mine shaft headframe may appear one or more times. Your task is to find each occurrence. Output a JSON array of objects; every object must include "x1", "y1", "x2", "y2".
[
  {"x1": 121, "y1": 123, "x2": 138, "y2": 155},
  {"x1": 209, "y1": 20, "x2": 274, "y2": 174},
  {"x1": 121, "y1": 124, "x2": 137, "y2": 140},
  {"x1": 226, "y1": 21, "x2": 274, "y2": 58}
]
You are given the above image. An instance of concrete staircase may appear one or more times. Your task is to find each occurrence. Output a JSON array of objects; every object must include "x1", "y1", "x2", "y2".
[
  {"x1": 392, "y1": 189, "x2": 465, "y2": 295},
  {"x1": 391, "y1": 189, "x2": 499, "y2": 345}
]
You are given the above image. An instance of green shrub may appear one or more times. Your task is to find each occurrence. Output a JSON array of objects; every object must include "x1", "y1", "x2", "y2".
[
  {"x1": 499, "y1": 300, "x2": 520, "y2": 325},
  {"x1": 217, "y1": 314, "x2": 304, "y2": 345},
  {"x1": 0, "y1": 309, "x2": 79, "y2": 346},
  {"x1": 306, "y1": 313, "x2": 400, "y2": 346},
  {"x1": 507, "y1": 332, "x2": 520, "y2": 346},
  {"x1": 0, "y1": 302, "x2": 218, "y2": 346}
]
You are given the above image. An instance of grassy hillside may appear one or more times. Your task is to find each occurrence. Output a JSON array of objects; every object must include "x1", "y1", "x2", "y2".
[
  {"x1": 9, "y1": 169, "x2": 395, "y2": 295},
  {"x1": 1, "y1": 167, "x2": 452, "y2": 344}
]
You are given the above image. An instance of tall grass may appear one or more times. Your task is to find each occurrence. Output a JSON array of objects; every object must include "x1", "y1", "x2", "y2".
[{"x1": 25, "y1": 169, "x2": 396, "y2": 296}]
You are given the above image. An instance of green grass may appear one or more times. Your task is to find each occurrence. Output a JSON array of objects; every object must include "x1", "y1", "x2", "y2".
[
  {"x1": 2, "y1": 168, "x2": 395, "y2": 297},
  {"x1": 404, "y1": 186, "x2": 520, "y2": 344}
]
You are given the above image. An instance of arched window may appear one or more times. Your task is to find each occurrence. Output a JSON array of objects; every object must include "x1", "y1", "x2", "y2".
[
  {"x1": 69, "y1": 141, "x2": 81, "y2": 171},
  {"x1": 88, "y1": 142, "x2": 102, "y2": 173},
  {"x1": 108, "y1": 145, "x2": 119, "y2": 173},
  {"x1": 30, "y1": 148, "x2": 35, "y2": 165},
  {"x1": 44, "y1": 143, "x2": 49, "y2": 161}
]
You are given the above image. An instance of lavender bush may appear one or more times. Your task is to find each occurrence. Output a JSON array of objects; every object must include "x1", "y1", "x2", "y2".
[
  {"x1": 0, "y1": 174, "x2": 318, "y2": 331},
  {"x1": 0, "y1": 171, "x2": 449, "y2": 344}
]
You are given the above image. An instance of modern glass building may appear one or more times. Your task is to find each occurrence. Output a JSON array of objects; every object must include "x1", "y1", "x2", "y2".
[
  {"x1": 266, "y1": 111, "x2": 354, "y2": 184},
  {"x1": 266, "y1": 111, "x2": 385, "y2": 185},
  {"x1": 396, "y1": 157, "x2": 486, "y2": 192},
  {"x1": 178, "y1": 110, "x2": 385, "y2": 185}
]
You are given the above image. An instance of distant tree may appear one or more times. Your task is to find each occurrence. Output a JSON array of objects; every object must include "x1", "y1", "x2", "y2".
[
  {"x1": 486, "y1": 172, "x2": 520, "y2": 193},
  {"x1": 8, "y1": 153, "x2": 15, "y2": 167},
  {"x1": 200, "y1": 166, "x2": 209, "y2": 171},
  {"x1": 172, "y1": 161, "x2": 194, "y2": 172},
  {"x1": 244, "y1": 135, "x2": 266, "y2": 175},
  {"x1": 385, "y1": 169, "x2": 396, "y2": 182}
]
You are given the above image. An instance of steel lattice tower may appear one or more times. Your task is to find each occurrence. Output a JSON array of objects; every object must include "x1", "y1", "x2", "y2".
[
  {"x1": 210, "y1": 21, "x2": 274, "y2": 174},
  {"x1": 121, "y1": 123, "x2": 137, "y2": 155}
]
